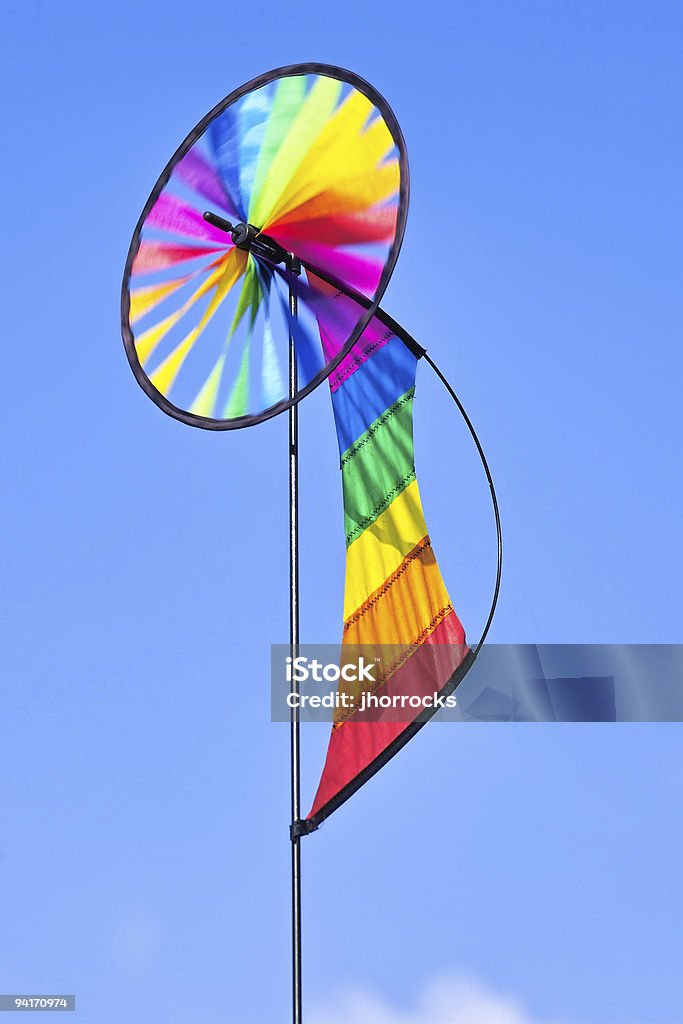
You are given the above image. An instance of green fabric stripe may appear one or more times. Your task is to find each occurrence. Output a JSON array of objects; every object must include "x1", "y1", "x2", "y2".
[
  {"x1": 229, "y1": 259, "x2": 262, "y2": 338},
  {"x1": 341, "y1": 389, "x2": 416, "y2": 547},
  {"x1": 224, "y1": 343, "x2": 250, "y2": 418},
  {"x1": 250, "y1": 75, "x2": 341, "y2": 227},
  {"x1": 249, "y1": 76, "x2": 306, "y2": 224}
]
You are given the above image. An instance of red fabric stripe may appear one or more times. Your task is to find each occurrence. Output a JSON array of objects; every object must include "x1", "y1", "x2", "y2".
[
  {"x1": 268, "y1": 208, "x2": 396, "y2": 246},
  {"x1": 307, "y1": 610, "x2": 466, "y2": 821},
  {"x1": 132, "y1": 241, "x2": 226, "y2": 274}
]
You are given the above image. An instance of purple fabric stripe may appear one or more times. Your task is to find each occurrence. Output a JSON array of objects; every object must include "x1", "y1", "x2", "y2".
[
  {"x1": 326, "y1": 318, "x2": 395, "y2": 393},
  {"x1": 172, "y1": 150, "x2": 236, "y2": 215}
]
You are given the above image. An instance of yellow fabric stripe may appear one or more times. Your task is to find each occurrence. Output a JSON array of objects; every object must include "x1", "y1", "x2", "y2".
[
  {"x1": 188, "y1": 352, "x2": 226, "y2": 417},
  {"x1": 272, "y1": 161, "x2": 400, "y2": 231},
  {"x1": 265, "y1": 89, "x2": 375, "y2": 226},
  {"x1": 248, "y1": 76, "x2": 306, "y2": 223},
  {"x1": 134, "y1": 259, "x2": 226, "y2": 366},
  {"x1": 129, "y1": 277, "x2": 190, "y2": 322},
  {"x1": 250, "y1": 75, "x2": 341, "y2": 229},
  {"x1": 343, "y1": 539, "x2": 452, "y2": 645},
  {"x1": 361, "y1": 115, "x2": 396, "y2": 163},
  {"x1": 148, "y1": 248, "x2": 247, "y2": 397},
  {"x1": 343, "y1": 478, "x2": 428, "y2": 621},
  {"x1": 134, "y1": 309, "x2": 185, "y2": 366}
]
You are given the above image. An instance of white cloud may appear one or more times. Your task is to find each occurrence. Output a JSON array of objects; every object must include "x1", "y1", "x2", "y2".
[{"x1": 310, "y1": 973, "x2": 566, "y2": 1024}]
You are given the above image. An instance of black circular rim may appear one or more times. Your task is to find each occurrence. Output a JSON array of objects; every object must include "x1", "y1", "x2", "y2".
[{"x1": 121, "y1": 62, "x2": 410, "y2": 431}]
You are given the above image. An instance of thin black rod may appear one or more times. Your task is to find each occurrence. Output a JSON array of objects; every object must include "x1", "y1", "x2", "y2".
[
  {"x1": 423, "y1": 351, "x2": 502, "y2": 653},
  {"x1": 288, "y1": 282, "x2": 302, "y2": 1024}
]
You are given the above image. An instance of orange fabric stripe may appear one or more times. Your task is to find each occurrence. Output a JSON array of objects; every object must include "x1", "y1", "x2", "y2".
[{"x1": 344, "y1": 537, "x2": 453, "y2": 646}]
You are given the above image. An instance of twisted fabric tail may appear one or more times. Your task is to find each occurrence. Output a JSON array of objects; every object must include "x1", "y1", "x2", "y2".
[{"x1": 303, "y1": 317, "x2": 470, "y2": 833}]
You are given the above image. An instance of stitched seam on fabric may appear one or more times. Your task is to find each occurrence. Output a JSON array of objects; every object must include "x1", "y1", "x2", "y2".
[
  {"x1": 329, "y1": 330, "x2": 395, "y2": 391},
  {"x1": 332, "y1": 604, "x2": 457, "y2": 728},
  {"x1": 340, "y1": 388, "x2": 415, "y2": 466},
  {"x1": 343, "y1": 536, "x2": 431, "y2": 629},
  {"x1": 344, "y1": 469, "x2": 417, "y2": 546}
]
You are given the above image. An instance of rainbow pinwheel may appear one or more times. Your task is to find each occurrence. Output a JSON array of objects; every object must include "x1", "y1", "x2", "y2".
[{"x1": 122, "y1": 65, "x2": 408, "y2": 428}]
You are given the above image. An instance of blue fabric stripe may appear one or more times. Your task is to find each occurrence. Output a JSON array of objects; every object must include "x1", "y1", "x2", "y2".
[
  {"x1": 331, "y1": 337, "x2": 417, "y2": 455},
  {"x1": 275, "y1": 288, "x2": 324, "y2": 387},
  {"x1": 208, "y1": 93, "x2": 258, "y2": 222},
  {"x1": 237, "y1": 86, "x2": 271, "y2": 217}
]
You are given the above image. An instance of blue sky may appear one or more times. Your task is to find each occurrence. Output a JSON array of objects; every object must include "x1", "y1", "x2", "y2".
[{"x1": 1, "y1": 1, "x2": 682, "y2": 1022}]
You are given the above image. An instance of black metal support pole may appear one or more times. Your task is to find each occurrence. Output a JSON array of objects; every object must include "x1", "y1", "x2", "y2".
[{"x1": 288, "y1": 281, "x2": 302, "y2": 1024}]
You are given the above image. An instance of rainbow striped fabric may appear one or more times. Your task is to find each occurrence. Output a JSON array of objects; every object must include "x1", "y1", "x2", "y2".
[
  {"x1": 305, "y1": 312, "x2": 467, "y2": 829},
  {"x1": 123, "y1": 67, "x2": 407, "y2": 429}
]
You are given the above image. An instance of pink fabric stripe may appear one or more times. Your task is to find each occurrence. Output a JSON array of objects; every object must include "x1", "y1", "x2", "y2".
[
  {"x1": 284, "y1": 237, "x2": 383, "y2": 296},
  {"x1": 299, "y1": 270, "x2": 394, "y2": 391},
  {"x1": 326, "y1": 318, "x2": 394, "y2": 393},
  {"x1": 146, "y1": 193, "x2": 232, "y2": 245},
  {"x1": 132, "y1": 241, "x2": 225, "y2": 274}
]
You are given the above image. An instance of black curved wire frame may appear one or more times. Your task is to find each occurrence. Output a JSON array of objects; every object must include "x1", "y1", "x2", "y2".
[
  {"x1": 422, "y1": 351, "x2": 503, "y2": 654},
  {"x1": 298, "y1": 315, "x2": 503, "y2": 836},
  {"x1": 121, "y1": 62, "x2": 410, "y2": 431}
]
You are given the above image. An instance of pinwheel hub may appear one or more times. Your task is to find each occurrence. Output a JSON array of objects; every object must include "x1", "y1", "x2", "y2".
[
  {"x1": 230, "y1": 220, "x2": 259, "y2": 249},
  {"x1": 203, "y1": 210, "x2": 301, "y2": 274}
]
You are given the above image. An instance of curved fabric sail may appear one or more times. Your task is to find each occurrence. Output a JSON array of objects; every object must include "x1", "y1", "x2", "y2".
[
  {"x1": 287, "y1": 282, "x2": 472, "y2": 833},
  {"x1": 121, "y1": 64, "x2": 408, "y2": 430}
]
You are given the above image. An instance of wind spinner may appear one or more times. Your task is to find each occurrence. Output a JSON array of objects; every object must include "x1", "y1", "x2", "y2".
[{"x1": 121, "y1": 63, "x2": 501, "y2": 1024}]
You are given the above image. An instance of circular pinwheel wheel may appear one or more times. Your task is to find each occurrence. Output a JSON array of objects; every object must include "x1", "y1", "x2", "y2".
[{"x1": 122, "y1": 63, "x2": 409, "y2": 429}]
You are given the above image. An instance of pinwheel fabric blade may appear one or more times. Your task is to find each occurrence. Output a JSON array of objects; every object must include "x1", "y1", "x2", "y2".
[{"x1": 122, "y1": 64, "x2": 408, "y2": 430}]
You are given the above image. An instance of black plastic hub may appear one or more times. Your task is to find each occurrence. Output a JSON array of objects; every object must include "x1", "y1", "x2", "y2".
[
  {"x1": 203, "y1": 210, "x2": 301, "y2": 274},
  {"x1": 230, "y1": 221, "x2": 259, "y2": 249}
]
